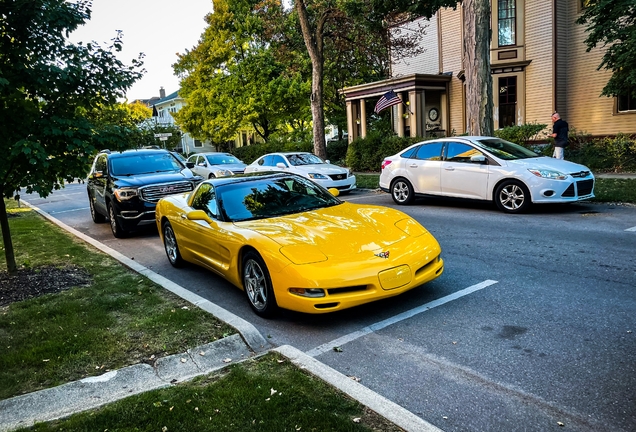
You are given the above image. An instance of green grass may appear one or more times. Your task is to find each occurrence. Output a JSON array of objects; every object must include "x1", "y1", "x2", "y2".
[
  {"x1": 355, "y1": 173, "x2": 636, "y2": 204},
  {"x1": 0, "y1": 201, "x2": 235, "y2": 400},
  {"x1": 589, "y1": 178, "x2": 636, "y2": 204},
  {"x1": 17, "y1": 352, "x2": 401, "y2": 432}
]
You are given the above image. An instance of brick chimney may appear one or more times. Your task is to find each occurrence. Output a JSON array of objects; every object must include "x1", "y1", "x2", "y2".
[{"x1": 159, "y1": 87, "x2": 166, "y2": 98}]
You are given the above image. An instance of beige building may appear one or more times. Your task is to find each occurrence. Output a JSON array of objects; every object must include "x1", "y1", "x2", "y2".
[{"x1": 341, "y1": 1, "x2": 635, "y2": 142}]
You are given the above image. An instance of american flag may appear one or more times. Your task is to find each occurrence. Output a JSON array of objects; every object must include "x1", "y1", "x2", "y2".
[{"x1": 374, "y1": 90, "x2": 401, "y2": 114}]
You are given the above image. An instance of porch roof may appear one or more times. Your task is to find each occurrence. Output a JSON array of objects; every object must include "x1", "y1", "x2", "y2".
[{"x1": 340, "y1": 73, "x2": 452, "y2": 101}]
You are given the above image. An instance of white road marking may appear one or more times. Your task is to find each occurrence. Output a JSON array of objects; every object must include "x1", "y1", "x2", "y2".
[
  {"x1": 49, "y1": 207, "x2": 90, "y2": 215},
  {"x1": 305, "y1": 280, "x2": 498, "y2": 358},
  {"x1": 626, "y1": 226, "x2": 636, "y2": 232}
]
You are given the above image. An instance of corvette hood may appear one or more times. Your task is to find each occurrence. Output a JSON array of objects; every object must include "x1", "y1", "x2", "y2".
[{"x1": 237, "y1": 203, "x2": 427, "y2": 260}]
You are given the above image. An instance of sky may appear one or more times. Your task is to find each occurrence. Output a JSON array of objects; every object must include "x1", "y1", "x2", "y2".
[{"x1": 70, "y1": 0, "x2": 213, "y2": 101}]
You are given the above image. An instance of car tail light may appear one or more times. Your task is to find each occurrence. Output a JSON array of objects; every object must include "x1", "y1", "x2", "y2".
[{"x1": 381, "y1": 160, "x2": 392, "y2": 170}]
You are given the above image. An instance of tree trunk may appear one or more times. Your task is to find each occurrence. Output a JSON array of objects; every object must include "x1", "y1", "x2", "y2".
[
  {"x1": 295, "y1": 0, "x2": 328, "y2": 159},
  {"x1": 0, "y1": 191, "x2": 18, "y2": 274},
  {"x1": 463, "y1": 0, "x2": 494, "y2": 136}
]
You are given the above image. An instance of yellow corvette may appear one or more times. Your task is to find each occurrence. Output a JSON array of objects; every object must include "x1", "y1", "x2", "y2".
[{"x1": 155, "y1": 172, "x2": 444, "y2": 317}]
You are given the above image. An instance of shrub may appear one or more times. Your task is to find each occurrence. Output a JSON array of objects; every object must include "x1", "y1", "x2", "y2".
[
  {"x1": 494, "y1": 122, "x2": 548, "y2": 146},
  {"x1": 346, "y1": 130, "x2": 421, "y2": 172}
]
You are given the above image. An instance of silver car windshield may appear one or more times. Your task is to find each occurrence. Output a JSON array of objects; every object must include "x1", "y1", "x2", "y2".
[
  {"x1": 205, "y1": 154, "x2": 242, "y2": 165},
  {"x1": 287, "y1": 153, "x2": 325, "y2": 166},
  {"x1": 472, "y1": 138, "x2": 540, "y2": 160}
]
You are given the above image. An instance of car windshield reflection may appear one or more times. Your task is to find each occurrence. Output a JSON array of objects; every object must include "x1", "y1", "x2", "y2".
[
  {"x1": 473, "y1": 138, "x2": 540, "y2": 160},
  {"x1": 287, "y1": 153, "x2": 325, "y2": 166},
  {"x1": 217, "y1": 176, "x2": 341, "y2": 222}
]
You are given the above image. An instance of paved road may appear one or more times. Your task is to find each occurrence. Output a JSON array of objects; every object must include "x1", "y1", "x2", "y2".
[{"x1": 21, "y1": 183, "x2": 636, "y2": 432}]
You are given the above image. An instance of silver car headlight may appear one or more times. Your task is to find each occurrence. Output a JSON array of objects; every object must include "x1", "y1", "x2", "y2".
[
  {"x1": 528, "y1": 169, "x2": 568, "y2": 180},
  {"x1": 213, "y1": 169, "x2": 233, "y2": 177},
  {"x1": 308, "y1": 173, "x2": 329, "y2": 180},
  {"x1": 113, "y1": 187, "x2": 138, "y2": 201}
]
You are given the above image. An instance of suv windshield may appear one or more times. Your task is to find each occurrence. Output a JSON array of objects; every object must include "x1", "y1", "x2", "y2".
[
  {"x1": 111, "y1": 153, "x2": 183, "y2": 176},
  {"x1": 472, "y1": 138, "x2": 540, "y2": 160}
]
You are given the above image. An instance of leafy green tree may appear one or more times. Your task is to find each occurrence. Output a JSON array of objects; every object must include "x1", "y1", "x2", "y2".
[
  {"x1": 173, "y1": 0, "x2": 311, "y2": 146},
  {"x1": 293, "y1": 0, "x2": 458, "y2": 158},
  {"x1": 576, "y1": 0, "x2": 636, "y2": 99},
  {"x1": 0, "y1": 0, "x2": 143, "y2": 273}
]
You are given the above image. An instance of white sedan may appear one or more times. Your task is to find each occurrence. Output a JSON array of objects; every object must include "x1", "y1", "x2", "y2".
[
  {"x1": 244, "y1": 152, "x2": 356, "y2": 193},
  {"x1": 379, "y1": 136, "x2": 595, "y2": 213}
]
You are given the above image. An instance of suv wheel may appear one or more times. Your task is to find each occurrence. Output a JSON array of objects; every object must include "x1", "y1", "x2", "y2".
[
  {"x1": 108, "y1": 202, "x2": 128, "y2": 238},
  {"x1": 89, "y1": 195, "x2": 106, "y2": 223}
]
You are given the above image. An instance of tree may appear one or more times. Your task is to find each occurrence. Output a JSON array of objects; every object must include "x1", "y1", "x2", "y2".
[
  {"x1": 293, "y1": 0, "x2": 458, "y2": 158},
  {"x1": 0, "y1": 0, "x2": 143, "y2": 273},
  {"x1": 173, "y1": 0, "x2": 311, "y2": 146},
  {"x1": 576, "y1": 0, "x2": 636, "y2": 99},
  {"x1": 463, "y1": 0, "x2": 493, "y2": 136}
]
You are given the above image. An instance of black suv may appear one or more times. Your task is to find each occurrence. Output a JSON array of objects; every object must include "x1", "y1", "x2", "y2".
[{"x1": 87, "y1": 149, "x2": 203, "y2": 238}]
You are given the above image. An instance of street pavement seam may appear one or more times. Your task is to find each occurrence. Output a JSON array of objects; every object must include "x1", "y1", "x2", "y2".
[{"x1": 12, "y1": 200, "x2": 446, "y2": 432}]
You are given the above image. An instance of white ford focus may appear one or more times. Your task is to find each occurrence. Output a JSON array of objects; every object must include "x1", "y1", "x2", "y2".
[{"x1": 379, "y1": 136, "x2": 595, "y2": 213}]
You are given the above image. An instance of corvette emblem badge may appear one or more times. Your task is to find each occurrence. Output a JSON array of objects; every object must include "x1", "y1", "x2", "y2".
[{"x1": 375, "y1": 251, "x2": 390, "y2": 259}]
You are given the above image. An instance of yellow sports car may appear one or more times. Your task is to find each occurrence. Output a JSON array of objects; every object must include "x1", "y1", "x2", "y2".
[{"x1": 155, "y1": 172, "x2": 444, "y2": 317}]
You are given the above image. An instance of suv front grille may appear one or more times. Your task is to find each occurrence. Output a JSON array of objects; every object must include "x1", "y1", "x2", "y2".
[{"x1": 140, "y1": 181, "x2": 194, "y2": 202}]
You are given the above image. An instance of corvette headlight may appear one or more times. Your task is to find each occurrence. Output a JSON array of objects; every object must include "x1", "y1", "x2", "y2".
[
  {"x1": 289, "y1": 288, "x2": 325, "y2": 298},
  {"x1": 528, "y1": 169, "x2": 568, "y2": 180},
  {"x1": 113, "y1": 187, "x2": 138, "y2": 201},
  {"x1": 308, "y1": 173, "x2": 329, "y2": 180}
]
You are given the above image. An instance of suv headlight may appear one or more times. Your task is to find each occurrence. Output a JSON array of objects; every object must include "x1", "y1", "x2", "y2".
[
  {"x1": 113, "y1": 187, "x2": 139, "y2": 201},
  {"x1": 528, "y1": 169, "x2": 568, "y2": 180},
  {"x1": 308, "y1": 173, "x2": 329, "y2": 180}
]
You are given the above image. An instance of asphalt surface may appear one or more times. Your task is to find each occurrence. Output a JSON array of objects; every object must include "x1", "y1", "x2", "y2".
[{"x1": 3, "y1": 174, "x2": 635, "y2": 432}]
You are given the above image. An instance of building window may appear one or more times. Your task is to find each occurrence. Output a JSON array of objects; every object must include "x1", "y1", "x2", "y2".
[
  {"x1": 498, "y1": 76, "x2": 517, "y2": 127},
  {"x1": 618, "y1": 91, "x2": 635, "y2": 113},
  {"x1": 194, "y1": 140, "x2": 203, "y2": 148},
  {"x1": 498, "y1": 0, "x2": 516, "y2": 47}
]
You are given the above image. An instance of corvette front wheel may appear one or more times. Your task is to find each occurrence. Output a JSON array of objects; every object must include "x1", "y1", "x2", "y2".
[{"x1": 243, "y1": 250, "x2": 278, "y2": 318}]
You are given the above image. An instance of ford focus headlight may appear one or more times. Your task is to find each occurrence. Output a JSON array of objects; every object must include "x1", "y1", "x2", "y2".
[{"x1": 528, "y1": 169, "x2": 568, "y2": 180}]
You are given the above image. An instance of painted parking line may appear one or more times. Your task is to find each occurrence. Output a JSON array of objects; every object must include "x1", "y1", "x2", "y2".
[
  {"x1": 49, "y1": 207, "x2": 90, "y2": 215},
  {"x1": 306, "y1": 279, "x2": 498, "y2": 357},
  {"x1": 626, "y1": 226, "x2": 636, "y2": 232}
]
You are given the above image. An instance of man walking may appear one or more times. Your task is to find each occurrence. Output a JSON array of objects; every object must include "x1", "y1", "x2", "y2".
[{"x1": 550, "y1": 112, "x2": 569, "y2": 160}]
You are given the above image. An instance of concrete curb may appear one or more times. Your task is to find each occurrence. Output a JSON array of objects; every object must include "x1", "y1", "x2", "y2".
[
  {"x1": 23, "y1": 201, "x2": 270, "y2": 353},
  {"x1": 275, "y1": 345, "x2": 444, "y2": 432},
  {"x1": 0, "y1": 335, "x2": 252, "y2": 432}
]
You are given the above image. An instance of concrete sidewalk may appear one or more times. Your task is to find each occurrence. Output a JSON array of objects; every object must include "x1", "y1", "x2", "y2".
[{"x1": 0, "y1": 202, "x2": 443, "y2": 432}]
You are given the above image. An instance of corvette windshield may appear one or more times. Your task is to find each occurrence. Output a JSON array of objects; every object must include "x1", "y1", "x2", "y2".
[
  {"x1": 218, "y1": 176, "x2": 341, "y2": 222},
  {"x1": 472, "y1": 138, "x2": 540, "y2": 160}
]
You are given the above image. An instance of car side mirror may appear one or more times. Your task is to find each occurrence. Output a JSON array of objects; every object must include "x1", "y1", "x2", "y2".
[
  {"x1": 276, "y1": 162, "x2": 287, "y2": 169},
  {"x1": 186, "y1": 209, "x2": 213, "y2": 224},
  {"x1": 328, "y1": 188, "x2": 340, "y2": 197},
  {"x1": 471, "y1": 154, "x2": 487, "y2": 164},
  {"x1": 186, "y1": 162, "x2": 195, "y2": 169}
]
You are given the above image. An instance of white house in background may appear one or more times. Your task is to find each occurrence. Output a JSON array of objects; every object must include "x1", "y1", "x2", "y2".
[
  {"x1": 150, "y1": 88, "x2": 215, "y2": 154},
  {"x1": 137, "y1": 87, "x2": 263, "y2": 154}
]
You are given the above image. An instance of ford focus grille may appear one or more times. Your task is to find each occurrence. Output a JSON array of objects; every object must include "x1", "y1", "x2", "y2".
[
  {"x1": 576, "y1": 179, "x2": 594, "y2": 196},
  {"x1": 140, "y1": 181, "x2": 194, "y2": 202}
]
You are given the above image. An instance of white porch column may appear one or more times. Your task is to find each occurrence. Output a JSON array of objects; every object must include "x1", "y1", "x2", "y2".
[{"x1": 359, "y1": 99, "x2": 367, "y2": 138}]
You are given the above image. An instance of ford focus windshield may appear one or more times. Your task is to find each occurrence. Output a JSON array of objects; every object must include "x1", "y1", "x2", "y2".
[{"x1": 473, "y1": 138, "x2": 540, "y2": 160}]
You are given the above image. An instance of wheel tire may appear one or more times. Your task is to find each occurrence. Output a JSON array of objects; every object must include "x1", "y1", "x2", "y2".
[
  {"x1": 391, "y1": 178, "x2": 415, "y2": 205},
  {"x1": 494, "y1": 180, "x2": 531, "y2": 213},
  {"x1": 108, "y1": 202, "x2": 128, "y2": 238},
  {"x1": 162, "y1": 221, "x2": 184, "y2": 267},
  {"x1": 208, "y1": 173, "x2": 216, "y2": 179},
  {"x1": 89, "y1": 195, "x2": 106, "y2": 223},
  {"x1": 243, "y1": 250, "x2": 278, "y2": 318}
]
